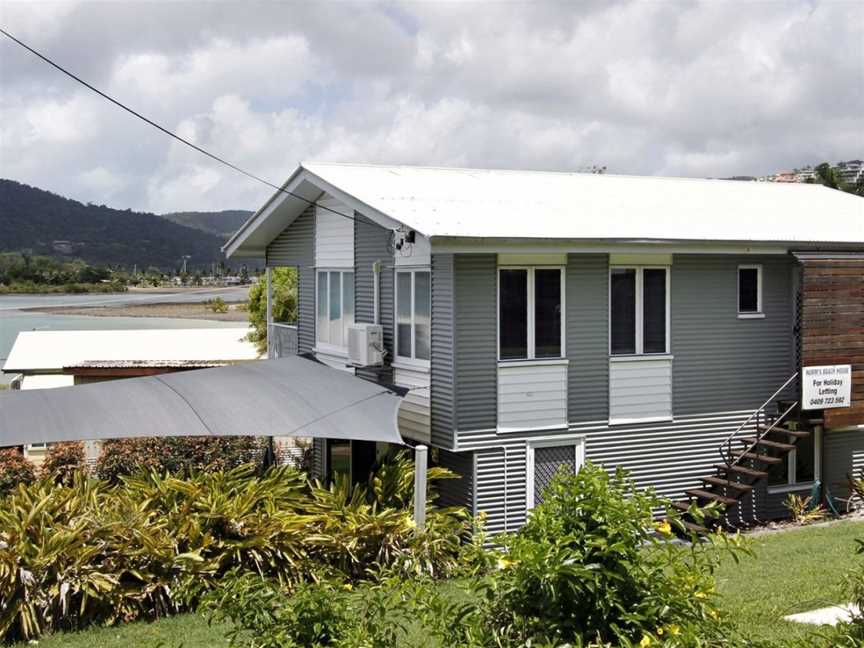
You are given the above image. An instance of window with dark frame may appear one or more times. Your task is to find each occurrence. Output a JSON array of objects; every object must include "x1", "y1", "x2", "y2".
[
  {"x1": 498, "y1": 267, "x2": 563, "y2": 360},
  {"x1": 738, "y1": 266, "x2": 761, "y2": 313},
  {"x1": 610, "y1": 267, "x2": 668, "y2": 356}
]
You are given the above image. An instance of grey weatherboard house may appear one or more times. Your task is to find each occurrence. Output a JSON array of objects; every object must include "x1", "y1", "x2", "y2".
[{"x1": 225, "y1": 163, "x2": 864, "y2": 534}]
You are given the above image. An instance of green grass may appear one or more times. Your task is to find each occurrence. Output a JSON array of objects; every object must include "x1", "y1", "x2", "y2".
[
  {"x1": 16, "y1": 613, "x2": 229, "y2": 648},
  {"x1": 716, "y1": 518, "x2": 864, "y2": 643},
  {"x1": 17, "y1": 519, "x2": 864, "y2": 647}
]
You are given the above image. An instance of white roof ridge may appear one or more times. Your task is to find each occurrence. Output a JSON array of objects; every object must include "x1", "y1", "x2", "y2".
[{"x1": 301, "y1": 161, "x2": 832, "y2": 189}]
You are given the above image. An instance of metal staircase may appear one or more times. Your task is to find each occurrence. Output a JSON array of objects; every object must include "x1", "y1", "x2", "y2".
[{"x1": 668, "y1": 373, "x2": 814, "y2": 534}]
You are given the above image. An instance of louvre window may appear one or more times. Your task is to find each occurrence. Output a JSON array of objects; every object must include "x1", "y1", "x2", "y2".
[
  {"x1": 610, "y1": 267, "x2": 668, "y2": 355},
  {"x1": 499, "y1": 267, "x2": 563, "y2": 360}
]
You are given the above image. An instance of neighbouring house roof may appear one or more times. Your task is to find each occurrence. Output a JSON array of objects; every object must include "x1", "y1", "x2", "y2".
[
  {"x1": 224, "y1": 162, "x2": 864, "y2": 258},
  {"x1": 2, "y1": 328, "x2": 257, "y2": 374},
  {"x1": 0, "y1": 356, "x2": 406, "y2": 447},
  {"x1": 64, "y1": 360, "x2": 232, "y2": 370}
]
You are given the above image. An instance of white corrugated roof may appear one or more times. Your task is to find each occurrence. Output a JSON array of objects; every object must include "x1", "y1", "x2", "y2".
[
  {"x1": 3, "y1": 328, "x2": 257, "y2": 372},
  {"x1": 301, "y1": 163, "x2": 864, "y2": 244}
]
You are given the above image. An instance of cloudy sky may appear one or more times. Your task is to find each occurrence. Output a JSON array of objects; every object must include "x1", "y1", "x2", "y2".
[{"x1": 1, "y1": 1, "x2": 862, "y2": 214}]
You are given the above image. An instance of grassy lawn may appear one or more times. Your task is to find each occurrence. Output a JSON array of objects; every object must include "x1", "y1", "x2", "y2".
[
  {"x1": 17, "y1": 613, "x2": 229, "y2": 648},
  {"x1": 18, "y1": 519, "x2": 864, "y2": 647},
  {"x1": 716, "y1": 518, "x2": 864, "y2": 643}
]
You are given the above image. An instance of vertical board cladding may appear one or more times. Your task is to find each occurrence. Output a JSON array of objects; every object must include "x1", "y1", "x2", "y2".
[
  {"x1": 435, "y1": 449, "x2": 474, "y2": 510},
  {"x1": 314, "y1": 196, "x2": 354, "y2": 267},
  {"x1": 354, "y1": 213, "x2": 395, "y2": 382},
  {"x1": 567, "y1": 254, "x2": 609, "y2": 423},
  {"x1": 265, "y1": 206, "x2": 315, "y2": 353},
  {"x1": 671, "y1": 255, "x2": 795, "y2": 415},
  {"x1": 824, "y1": 428, "x2": 864, "y2": 498},
  {"x1": 454, "y1": 254, "x2": 498, "y2": 433},
  {"x1": 431, "y1": 253, "x2": 456, "y2": 448},
  {"x1": 800, "y1": 257, "x2": 864, "y2": 428}
]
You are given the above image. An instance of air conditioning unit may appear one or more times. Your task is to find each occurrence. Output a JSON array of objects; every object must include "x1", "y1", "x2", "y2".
[{"x1": 347, "y1": 323, "x2": 384, "y2": 367}]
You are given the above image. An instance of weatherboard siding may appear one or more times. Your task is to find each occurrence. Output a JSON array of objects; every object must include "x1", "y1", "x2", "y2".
[
  {"x1": 431, "y1": 253, "x2": 456, "y2": 449},
  {"x1": 315, "y1": 196, "x2": 354, "y2": 268},
  {"x1": 454, "y1": 254, "x2": 498, "y2": 433},
  {"x1": 436, "y1": 448, "x2": 474, "y2": 510},
  {"x1": 354, "y1": 213, "x2": 394, "y2": 382},
  {"x1": 824, "y1": 428, "x2": 864, "y2": 500},
  {"x1": 671, "y1": 255, "x2": 796, "y2": 415},
  {"x1": 566, "y1": 254, "x2": 609, "y2": 423}
]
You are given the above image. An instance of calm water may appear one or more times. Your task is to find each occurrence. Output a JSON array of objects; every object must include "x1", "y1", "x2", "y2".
[{"x1": 0, "y1": 287, "x2": 250, "y2": 385}]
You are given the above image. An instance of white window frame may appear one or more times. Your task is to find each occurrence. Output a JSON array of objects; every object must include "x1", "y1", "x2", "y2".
[
  {"x1": 315, "y1": 268, "x2": 354, "y2": 353},
  {"x1": 497, "y1": 266, "x2": 566, "y2": 362},
  {"x1": 737, "y1": 264, "x2": 764, "y2": 319},
  {"x1": 525, "y1": 435, "x2": 585, "y2": 510},
  {"x1": 394, "y1": 267, "x2": 432, "y2": 367},
  {"x1": 608, "y1": 265, "x2": 671, "y2": 356},
  {"x1": 768, "y1": 428, "x2": 821, "y2": 494}
]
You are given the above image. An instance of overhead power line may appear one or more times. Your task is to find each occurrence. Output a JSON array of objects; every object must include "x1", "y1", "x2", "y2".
[{"x1": 0, "y1": 27, "x2": 370, "y2": 229}]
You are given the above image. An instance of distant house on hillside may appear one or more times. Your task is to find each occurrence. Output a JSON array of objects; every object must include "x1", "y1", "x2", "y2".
[{"x1": 224, "y1": 162, "x2": 864, "y2": 533}]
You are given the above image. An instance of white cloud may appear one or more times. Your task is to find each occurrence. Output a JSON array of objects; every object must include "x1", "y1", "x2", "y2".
[{"x1": 0, "y1": 0, "x2": 861, "y2": 213}]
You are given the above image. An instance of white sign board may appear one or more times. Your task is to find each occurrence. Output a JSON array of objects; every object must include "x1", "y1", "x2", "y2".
[{"x1": 801, "y1": 365, "x2": 852, "y2": 410}]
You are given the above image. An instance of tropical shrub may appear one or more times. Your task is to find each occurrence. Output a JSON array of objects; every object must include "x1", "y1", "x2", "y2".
[
  {"x1": 0, "y1": 447, "x2": 36, "y2": 494},
  {"x1": 41, "y1": 441, "x2": 87, "y2": 485},
  {"x1": 95, "y1": 436, "x2": 264, "y2": 482},
  {"x1": 247, "y1": 267, "x2": 298, "y2": 354},
  {"x1": 482, "y1": 462, "x2": 747, "y2": 646},
  {"x1": 783, "y1": 493, "x2": 827, "y2": 524},
  {"x1": 0, "y1": 455, "x2": 469, "y2": 642}
]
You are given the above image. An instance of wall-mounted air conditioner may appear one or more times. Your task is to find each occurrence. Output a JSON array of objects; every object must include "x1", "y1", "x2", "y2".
[{"x1": 347, "y1": 323, "x2": 384, "y2": 367}]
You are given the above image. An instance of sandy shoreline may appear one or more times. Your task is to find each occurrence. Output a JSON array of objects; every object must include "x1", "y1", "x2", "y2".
[{"x1": 26, "y1": 301, "x2": 249, "y2": 322}]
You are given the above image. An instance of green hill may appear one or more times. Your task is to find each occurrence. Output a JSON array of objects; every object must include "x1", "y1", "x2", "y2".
[
  {"x1": 159, "y1": 210, "x2": 253, "y2": 239},
  {"x1": 0, "y1": 179, "x2": 245, "y2": 270}
]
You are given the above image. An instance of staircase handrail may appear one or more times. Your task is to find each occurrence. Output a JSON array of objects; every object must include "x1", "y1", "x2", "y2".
[{"x1": 719, "y1": 372, "x2": 799, "y2": 464}]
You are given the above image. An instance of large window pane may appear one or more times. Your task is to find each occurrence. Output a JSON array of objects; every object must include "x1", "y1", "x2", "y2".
[
  {"x1": 317, "y1": 271, "x2": 329, "y2": 344},
  {"x1": 499, "y1": 269, "x2": 528, "y2": 359},
  {"x1": 397, "y1": 272, "x2": 412, "y2": 357},
  {"x1": 414, "y1": 271, "x2": 431, "y2": 361},
  {"x1": 643, "y1": 269, "x2": 667, "y2": 354},
  {"x1": 739, "y1": 268, "x2": 759, "y2": 312},
  {"x1": 329, "y1": 271, "x2": 342, "y2": 346},
  {"x1": 610, "y1": 269, "x2": 636, "y2": 354},
  {"x1": 534, "y1": 269, "x2": 561, "y2": 358}
]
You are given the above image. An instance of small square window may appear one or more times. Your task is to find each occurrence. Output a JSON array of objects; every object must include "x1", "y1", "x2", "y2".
[{"x1": 738, "y1": 266, "x2": 762, "y2": 314}]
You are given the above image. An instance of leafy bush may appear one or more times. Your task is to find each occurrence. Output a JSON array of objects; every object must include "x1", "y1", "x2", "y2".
[
  {"x1": 41, "y1": 441, "x2": 87, "y2": 485},
  {"x1": 0, "y1": 448, "x2": 36, "y2": 495},
  {"x1": 783, "y1": 493, "x2": 826, "y2": 524},
  {"x1": 205, "y1": 296, "x2": 229, "y2": 313},
  {"x1": 95, "y1": 436, "x2": 264, "y2": 482},
  {"x1": 206, "y1": 462, "x2": 748, "y2": 648},
  {"x1": 0, "y1": 455, "x2": 469, "y2": 642},
  {"x1": 483, "y1": 462, "x2": 746, "y2": 646}
]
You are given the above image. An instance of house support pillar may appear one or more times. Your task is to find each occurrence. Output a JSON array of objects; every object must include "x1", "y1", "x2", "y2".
[{"x1": 413, "y1": 444, "x2": 428, "y2": 532}]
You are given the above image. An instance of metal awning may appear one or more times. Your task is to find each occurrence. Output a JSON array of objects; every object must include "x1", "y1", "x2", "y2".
[{"x1": 0, "y1": 355, "x2": 406, "y2": 447}]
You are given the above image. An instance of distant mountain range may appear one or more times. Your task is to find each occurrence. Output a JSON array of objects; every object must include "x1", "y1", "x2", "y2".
[
  {"x1": 0, "y1": 179, "x2": 255, "y2": 270},
  {"x1": 159, "y1": 210, "x2": 253, "y2": 238}
]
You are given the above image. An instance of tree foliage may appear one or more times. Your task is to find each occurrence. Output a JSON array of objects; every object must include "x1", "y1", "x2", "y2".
[{"x1": 246, "y1": 267, "x2": 298, "y2": 354}]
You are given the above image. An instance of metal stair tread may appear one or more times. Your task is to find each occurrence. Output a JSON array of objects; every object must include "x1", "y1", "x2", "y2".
[
  {"x1": 731, "y1": 451, "x2": 783, "y2": 465},
  {"x1": 713, "y1": 463, "x2": 769, "y2": 478},
  {"x1": 740, "y1": 436, "x2": 796, "y2": 451},
  {"x1": 757, "y1": 425, "x2": 810, "y2": 438},
  {"x1": 700, "y1": 476, "x2": 753, "y2": 492},
  {"x1": 685, "y1": 489, "x2": 739, "y2": 506}
]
